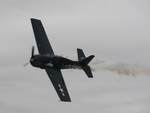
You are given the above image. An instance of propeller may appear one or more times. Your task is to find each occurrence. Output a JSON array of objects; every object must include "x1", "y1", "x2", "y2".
[
  {"x1": 31, "y1": 46, "x2": 34, "y2": 58},
  {"x1": 24, "y1": 62, "x2": 29, "y2": 67},
  {"x1": 24, "y1": 46, "x2": 34, "y2": 67}
]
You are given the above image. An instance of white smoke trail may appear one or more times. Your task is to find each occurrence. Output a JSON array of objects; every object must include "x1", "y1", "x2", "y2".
[{"x1": 91, "y1": 60, "x2": 150, "y2": 76}]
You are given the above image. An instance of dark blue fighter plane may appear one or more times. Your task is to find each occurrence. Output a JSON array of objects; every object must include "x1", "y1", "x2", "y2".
[{"x1": 30, "y1": 18, "x2": 95, "y2": 102}]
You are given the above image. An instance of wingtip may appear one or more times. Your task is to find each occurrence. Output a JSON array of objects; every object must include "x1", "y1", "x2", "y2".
[
  {"x1": 60, "y1": 98, "x2": 72, "y2": 102},
  {"x1": 63, "y1": 100, "x2": 72, "y2": 102},
  {"x1": 30, "y1": 18, "x2": 41, "y2": 22},
  {"x1": 77, "y1": 48, "x2": 82, "y2": 51},
  {"x1": 59, "y1": 100, "x2": 72, "y2": 102}
]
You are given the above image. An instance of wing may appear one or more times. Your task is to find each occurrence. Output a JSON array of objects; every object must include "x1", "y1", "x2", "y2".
[
  {"x1": 31, "y1": 18, "x2": 54, "y2": 55},
  {"x1": 45, "y1": 68, "x2": 71, "y2": 102}
]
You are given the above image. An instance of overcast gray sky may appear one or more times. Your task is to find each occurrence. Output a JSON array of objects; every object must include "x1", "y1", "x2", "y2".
[{"x1": 0, "y1": 0, "x2": 150, "y2": 113}]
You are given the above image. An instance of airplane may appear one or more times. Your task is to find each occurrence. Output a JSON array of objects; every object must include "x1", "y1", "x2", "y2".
[{"x1": 29, "y1": 18, "x2": 95, "y2": 102}]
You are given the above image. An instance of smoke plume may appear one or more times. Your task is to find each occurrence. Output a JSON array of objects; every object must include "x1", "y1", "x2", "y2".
[{"x1": 91, "y1": 60, "x2": 150, "y2": 76}]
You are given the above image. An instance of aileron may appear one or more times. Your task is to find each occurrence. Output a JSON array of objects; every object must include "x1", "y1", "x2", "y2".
[{"x1": 46, "y1": 69, "x2": 71, "y2": 102}]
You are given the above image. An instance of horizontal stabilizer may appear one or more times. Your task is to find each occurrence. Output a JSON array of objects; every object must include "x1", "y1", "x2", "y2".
[
  {"x1": 82, "y1": 66, "x2": 93, "y2": 78},
  {"x1": 77, "y1": 48, "x2": 86, "y2": 61}
]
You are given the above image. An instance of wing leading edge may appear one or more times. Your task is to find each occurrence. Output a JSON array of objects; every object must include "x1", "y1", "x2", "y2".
[
  {"x1": 31, "y1": 18, "x2": 54, "y2": 55},
  {"x1": 46, "y1": 69, "x2": 71, "y2": 102}
]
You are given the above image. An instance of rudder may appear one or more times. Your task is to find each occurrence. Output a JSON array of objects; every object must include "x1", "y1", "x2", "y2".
[{"x1": 81, "y1": 55, "x2": 95, "y2": 65}]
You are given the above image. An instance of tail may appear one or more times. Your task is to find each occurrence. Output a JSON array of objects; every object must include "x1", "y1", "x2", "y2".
[{"x1": 77, "y1": 48, "x2": 95, "y2": 78}]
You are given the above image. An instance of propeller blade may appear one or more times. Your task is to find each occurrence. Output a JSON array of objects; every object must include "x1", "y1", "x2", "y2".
[
  {"x1": 24, "y1": 62, "x2": 29, "y2": 67},
  {"x1": 31, "y1": 46, "x2": 34, "y2": 57}
]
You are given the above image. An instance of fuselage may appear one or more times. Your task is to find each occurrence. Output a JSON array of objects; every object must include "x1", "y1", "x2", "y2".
[{"x1": 30, "y1": 55, "x2": 81, "y2": 69}]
